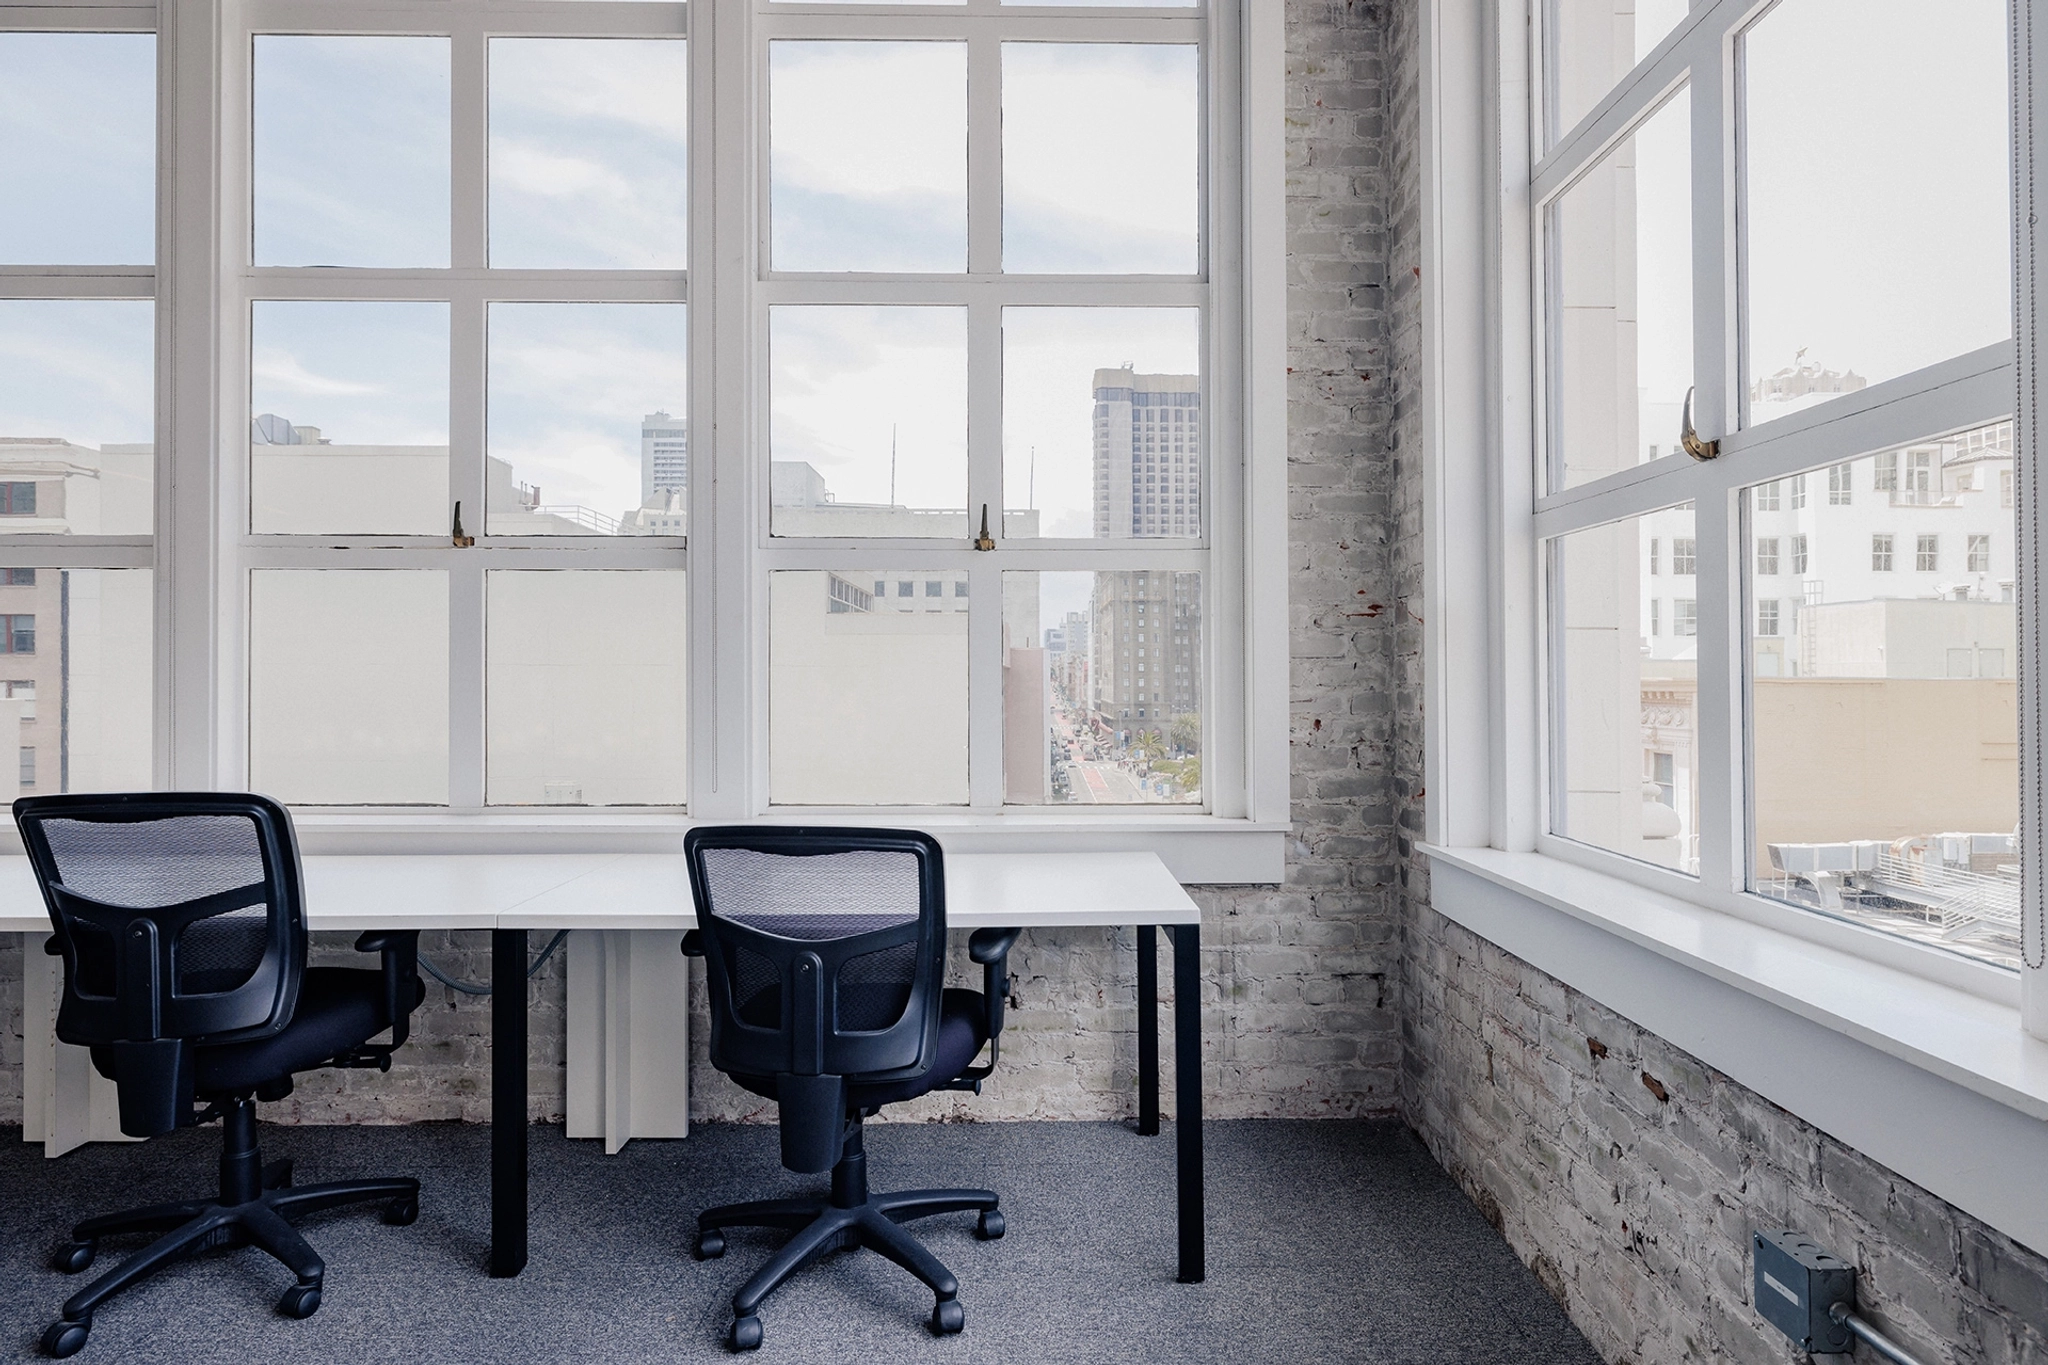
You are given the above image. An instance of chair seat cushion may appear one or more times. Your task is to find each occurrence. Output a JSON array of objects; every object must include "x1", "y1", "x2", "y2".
[
  {"x1": 729, "y1": 988, "x2": 989, "y2": 1109},
  {"x1": 92, "y1": 968, "x2": 423, "y2": 1096}
]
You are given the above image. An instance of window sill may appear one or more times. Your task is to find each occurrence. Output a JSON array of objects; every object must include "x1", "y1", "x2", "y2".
[
  {"x1": 1421, "y1": 843, "x2": 2048, "y2": 1256},
  {"x1": 281, "y1": 809, "x2": 1288, "y2": 884}
]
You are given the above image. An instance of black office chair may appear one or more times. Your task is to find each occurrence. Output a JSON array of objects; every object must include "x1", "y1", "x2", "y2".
[
  {"x1": 681, "y1": 826, "x2": 1021, "y2": 1351},
  {"x1": 16, "y1": 792, "x2": 425, "y2": 1359}
]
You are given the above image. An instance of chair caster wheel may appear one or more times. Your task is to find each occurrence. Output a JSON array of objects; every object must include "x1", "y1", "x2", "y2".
[
  {"x1": 41, "y1": 1318, "x2": 89, "y2": 1358},
  {"x1": 278, "y1": 1282, "x2": 322, "y2": 1319},
  {"x1": 728, "y1": 1314, "x2": 763, "y2": 1351},
  {"x1": 975, "y1": 1209, "x2": 1005, "y2": 1240},
  {"x1": 696, "y1": 1231, "x2": 726, "y2": 1260},
  {"x1": 50, "y1": 1241, "x2": 95, "y2": 1274},
  {"x1": 931, "y1": 1298, "x2": 965, "y2": 1335},
  {"x1": 382, "y1": 1197, "x2": 419, "y2": 1226}
]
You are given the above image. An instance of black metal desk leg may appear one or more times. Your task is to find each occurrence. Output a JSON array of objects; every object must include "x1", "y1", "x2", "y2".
[
  {"x1": 1137, "y1": 924, "x2": 1160, "y2": 1136},
  {"x1": 490, "y1": 929, "x2": 528, "y2": 1278},
  {"x1": 1171, "y1": 922, "x2": 1204, "y2": 1284}
]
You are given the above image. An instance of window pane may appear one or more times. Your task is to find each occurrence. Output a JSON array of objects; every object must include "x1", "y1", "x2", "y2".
[
  {"x1": 770, "y1": 570, "x2": 966, "y2": 805},
  {"x1": 486, "y1": 571, "x2": 686, "y2": 805},
  {"x1": 0, "y1": 34, "x2": 155, "y2": 265},
  {"x1": 1005, "y1": 570, "x2": 1201, "y2": 805},
  {"x1": 489, "y1": 39, "x2": 687, "y2": 270},
  {"x1": 1743, "y1": 0, "x2": 2009, "y2": 420},
  {"x1": 771, "y1": 42, "x2": 966, "y2": 273},
  {"x1": 770, "y1": 307, "x2": 966, "y2": 537},
  {"x1": 1747, "y1": 424, "x2": 2020, "y2": 969},
  {"x1": 0, "y1": 300, "x2": 154, "y2": 536},
  {"x1": 487, "y1": 303, "x2": 687, "y2": 536},
  {"x1": 249, "y1": 570, "x2": 449, "y2": 805},
  {"x1": 250, "y1": 301, "x2": 449, "y2": 535},
  {"x1": 1550, "y1": 504, "x2": 1699, "y2": 873},
  {"x1": 1551, "y1": 90, "x2": 1691, "y2": 491},
  {"x1": 253, "y1": 36, "x2": 451, "y2": 268},
  {"x1": 1004, "y1": 44, "x2": 1198, "y2": 274},
  {"x1": 0, "y1": 569, "x2": 151, "y2": 794},
  {"x1": 1548, "y1": 0, "x2": 1690, "y2": 141},
  {"x1": 1004, "y1": 308, "x2": 1201, "y2": 540}
]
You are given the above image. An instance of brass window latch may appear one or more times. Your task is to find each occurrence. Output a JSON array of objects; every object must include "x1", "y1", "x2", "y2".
[
  {"x1": 452, "y1": 501, "x2": 475, "y2": 547},
  {"x1": 974, "y1": 503, "x2": 995, "y2": 551},
  {"x1": 1680, "y1": 385, "x2": 1719, "y2": 461}
]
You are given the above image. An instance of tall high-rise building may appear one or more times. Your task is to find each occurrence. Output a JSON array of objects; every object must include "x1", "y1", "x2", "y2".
[
  {"x1": 1092, "y1": 368, "x2": 1200, "y2": 538},
  {"x1": 641, "y1": 411, "x2": 688, "y2": 506},
  {"x1": 1086, "y1": 369, "x2": 1203, "y2": 742}
]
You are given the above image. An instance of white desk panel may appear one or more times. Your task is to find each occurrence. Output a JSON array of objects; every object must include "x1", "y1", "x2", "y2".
[{"x1": 0, "y1": 849, "x2": 1201, "y2": 933}]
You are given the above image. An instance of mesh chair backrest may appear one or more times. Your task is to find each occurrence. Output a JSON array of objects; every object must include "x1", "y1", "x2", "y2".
[
  {"x1": 687, "y1": 827, "x2": 945, "y2": 1084},
  {"x1": 17, "y1": 793, "x2": 305, "y2": 1047},
  {"x1": 44, "y1": 814, "x2": 272, "y2": 996},
  {"x1": 700, "y1": 847, "x2": 921, "y2": 1032}
]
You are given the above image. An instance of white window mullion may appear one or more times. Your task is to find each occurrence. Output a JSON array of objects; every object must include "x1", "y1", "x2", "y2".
[
  {"x1": 1690, "y1": 22, "x2": 1734, "y2": 446},
  {"x1": 965, "y1": 29, "x2": 1001, "y2": 278},
  {"x1": 160, "y1": 0, "x2": 224, "y2": 789},
  {"x1": 703, "y1": 0, "x2": 758, "y2": 818},
  {"x1": 448, "y1": 557, "x2": 485, "y2": 809},
  {"x1": 1692, "y1": 484, "x2": 1740, "y2": 894},
  {"x1": 450, "y1": 288, "x2": 486, "y2": 548},
  {"x1": 967, "y1": 561, "x2": 1002, "y2": 809},
  {"x1": 451, "y1": 17, "x2": 487, "y2": 274}
]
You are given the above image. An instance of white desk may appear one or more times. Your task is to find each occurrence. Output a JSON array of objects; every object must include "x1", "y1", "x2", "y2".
[
  {"x1": 8, "y1": 850, "x2": 1207, "y2": 1283},
  {"x1": 0, "y1": 851, "x2": 1200, "y2": 935}
]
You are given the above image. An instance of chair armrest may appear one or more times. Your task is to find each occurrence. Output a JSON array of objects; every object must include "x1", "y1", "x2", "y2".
[
  {"x1": 353, "y1": 930, "x2": 420, "y2": 1050},
  {"x1": 968, "y1": 927, "x2": 1021, "y2": 965},
  {"x1": 680, "y1": 929, "x2": 704, "y2": 957},
  {"x1": 965, "y1": 927, "x2": 1022, "y2": 1059}
]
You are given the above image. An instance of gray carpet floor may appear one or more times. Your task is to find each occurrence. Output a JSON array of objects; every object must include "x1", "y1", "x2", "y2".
[{"x1": 0, "y1": 1120, "x2": 1600, "y2": 1364}]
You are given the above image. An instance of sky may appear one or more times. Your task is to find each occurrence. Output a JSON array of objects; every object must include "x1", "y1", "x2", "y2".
[
  {"x1": 0, "y1": 33, "x2": 155, "y2": 266},
  {"x1": 1742, "y1": 0, "x2": 2009, "y2": 398},
  {"x1": 489, "y1": 303, "x2": 687, "y2": 519},
  {"x1": 771, "y1": 305, "x2": 967, "y2": 518}
]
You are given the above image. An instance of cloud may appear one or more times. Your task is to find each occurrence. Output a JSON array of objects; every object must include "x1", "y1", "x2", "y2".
[{"x1": 250, "y1": 351, "x2": 382, "y2": 399}]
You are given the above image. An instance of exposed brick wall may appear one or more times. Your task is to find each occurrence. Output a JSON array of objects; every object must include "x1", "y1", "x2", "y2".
[
  {"x1": 0, "y1": 0, "x2": 1408, "y2": 1133},
  {"x1": 1399, "y1": 900, "x2": 2048, "y2": 1365},
  {"x1": 1378, "y1": 2, "x2": 2048, "y2": 1360}
]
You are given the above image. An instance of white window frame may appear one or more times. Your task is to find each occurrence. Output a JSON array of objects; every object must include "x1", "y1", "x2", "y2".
[
  {"x1": 0, "y1": 0, "x2": 1290, "y2": 879},
  {"x1": 1419, "y1": 0, "x2": 2048, "y2": 1257}
]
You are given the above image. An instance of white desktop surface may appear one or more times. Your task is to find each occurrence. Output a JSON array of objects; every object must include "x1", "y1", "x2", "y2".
[{"x1": 0, "y1": 850, "x2": 1199, "y2": 934}]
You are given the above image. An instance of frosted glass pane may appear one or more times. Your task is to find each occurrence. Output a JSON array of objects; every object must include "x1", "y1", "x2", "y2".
[
  {"x1": 489, "y1": 39, "x2": 687, "y2": 270},
  {"x1": 1004, "y1": 570, "x2": 1201, "y2": 805},
  {"x1": 0, "y1": 300, "x2": 155, "y2": 536},
  {"x1": 253, "y1": 36, "x2": 450, "y2": 268},
  {"x1": 249, "y1": 570, "x2": 449, "y2": 805},
  {"x1": 769, "y1": 570, "x2": 966, "y2": 805},
  {"x1": 487, "y1": 304, "x2": 688, "y2": 537},
  {"x1": 771, "y1": 42, "x2": 966, "y2": 272},
  {"x1": 487, "y1": 571, "x2": 687, "y2": 805},
  {"x1": 0, "y1": 34, "x2": 155, "y2": 265},
  {"x1": 250, "y1": 301, "x2": 449, "y2": 535},
  {"x1": 1004, "y1": 45, "x2": 1197, "y2": 274},
  {"x1": 1003, "y1": 307, "x2": 1200, "y2": 540},
  {"x1": 769, "y1": 307, "x2": 966, "y2": 537},
  {"x1": 1744, "y1": 0, "x2": 2009, "y2": 422}
]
